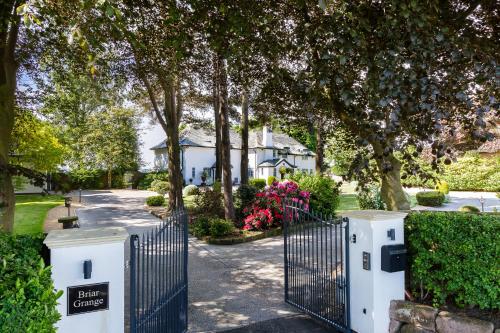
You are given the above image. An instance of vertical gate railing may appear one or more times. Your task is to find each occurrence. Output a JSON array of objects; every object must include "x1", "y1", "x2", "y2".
[
  {"x1": 284, "y1": 201, "x2": 351, "y2": 332},
  {"x1": 130, "y1": 209, "x2": 188, "y2": 333}
]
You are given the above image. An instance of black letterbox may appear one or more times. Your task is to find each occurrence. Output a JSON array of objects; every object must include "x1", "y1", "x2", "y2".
[{"x1": 381, "y1": 244, "x2": 407, "y2": 273}]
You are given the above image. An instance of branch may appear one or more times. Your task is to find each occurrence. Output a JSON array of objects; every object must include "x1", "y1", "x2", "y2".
[{"x1": 4, "y1": 0, "x2": 20, "y2": 65}]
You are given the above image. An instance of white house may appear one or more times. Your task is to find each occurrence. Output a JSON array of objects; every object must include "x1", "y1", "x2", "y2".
[{"x1": 151, "y1": 126, "x2": 316, "y2": 185}]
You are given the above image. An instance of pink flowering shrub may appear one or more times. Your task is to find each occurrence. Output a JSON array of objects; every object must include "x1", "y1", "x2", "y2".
[{"x1": 242, "y1": 180, "x2": 309, "y2": 231}]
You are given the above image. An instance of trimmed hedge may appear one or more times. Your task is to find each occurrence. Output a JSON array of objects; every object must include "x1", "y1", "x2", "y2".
[
  {"x1": 405, "y1": 212, "x2": 500, "y2": 309},
  {"x1": 0, "y1": 233, "x2": 62, "y2": 332},
  {"x1": 191, "y1": 216, "x2": 234, "y2": 238},
  {"x1": 459, "y1": 205, "x2": 480, "y2": 213},
  {"x1": 183, "y1": 185, "x2": 199, "y2": 196},
  {"x1": 146, "y1": 195, "x2": 165, "y2": 206},
  {"x1": 415, "y1": 191, "x2": 444, "y2": 207},
  {"x1": 289, "y1": 173, "x2": 341, "y2": 215},
  {"x1": 267, "y1": 176, "x2": 277, "y2": 186},
  {"x1": 249, "y1": 178, "x2": 266, "y2": 190}
]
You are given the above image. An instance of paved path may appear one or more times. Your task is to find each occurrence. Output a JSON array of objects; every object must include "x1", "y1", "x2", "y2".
[{"x1": 75, "y1": 190, "x2": 333, "y2": 333}]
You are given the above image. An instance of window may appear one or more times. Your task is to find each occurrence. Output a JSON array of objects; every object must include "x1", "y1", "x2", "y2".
[
  {"x1": 302, "y1": 155, "x2": 308, "y2": 160},
  {"x1": 261, "y1": 168, "x2": 264, "y2": 175},
  {"x1": 273, "y1": 149, "x2": 276, "y2": 158},
  {"x1": 273, "y1": 168, "x2": 277, "y2": 177},
  {"x1": 248, "y1": 168, "x2": 254, "y2": 178},
  {"x1": 302, "y1": 168, "x2": 307, "y2": 173},
  {"x1": 310, "y1": 169, "x2": 313, "y2": 174},
  {"x1": 192, "y1": 167, "x2": 196, "y2": 178}
]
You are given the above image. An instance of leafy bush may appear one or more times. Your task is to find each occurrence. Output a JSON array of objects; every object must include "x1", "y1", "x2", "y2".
[
  {"x1": 194, "y1": 182, "x2": 223, "y2": 217},
  {"x1": 209, "y1": 219, "x2": 234, "y2": 238},
  {"x1": 191, "y1": 216, "x2": 211, "y2": 238},
  {"x1": 357, "y1": 183, "x2": 385, "y2": 210},
  {"x1": 405, "y1": 211, "x2": 500, "y2": 309},
  {"x1": 137, "y1": 171, "x2": 169, "y2": 190},
  {"x1": 290, "y1": 173, "x2": 341, "y2": 215},
  {"x1": 183, "y1": 185, "x2": 200, "y2": 196},
  {"x1": 442, "y1": 153, "x2": 500, "y2": 192},
  {"x1": 267, "y1": 176, "x2": 277, "y2": 186},
  {"x1": 249, "y1": 178, "x2": 266, "y2": 190},
  {"x1": 434, "y1": 181, "x2": 449, "y2": 195},
  {"x1": 0, "y1": 233, "x2": 62, "y2": 332},
  {"x1": 146, "y1": 195, "x2": 165, "y2": 206},
  {"x1": 234, "y1": 184, "x2": 258, "y2": 224},
  {"x1": 416, "y1": 191, "x2": 444, "y2": 207},
  {"x1": 243, "y1": 180, "x2": 309, "y2": 231},
  {"x1": 459, "y1": 205, "x2": 480, "y2": 213},
  {"x1": 149, "y1": 180, "x2": 170, "y2": 195}
]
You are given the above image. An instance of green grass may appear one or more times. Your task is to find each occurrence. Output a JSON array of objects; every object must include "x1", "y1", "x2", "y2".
[
  {"x1": 14, "y1": 194, "x2": 64, "y2": 235},
  {"x1": 338, "y1": 194, "x2": 360, "y2": 211},
  {"x1": 183, "y1": 195, "x2": 197, "y2": 212}
]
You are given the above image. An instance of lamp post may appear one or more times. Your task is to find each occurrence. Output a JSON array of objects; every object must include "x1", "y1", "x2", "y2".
[
  {"x1": 479, "y1": 196, "x2": 485, "y2": 212},
  {"x1": 79, "y1": 188, "x2": 82, "y2": 203},
  {"x1": 64, "y1": 196, "x2": 72, "y2": 216}
]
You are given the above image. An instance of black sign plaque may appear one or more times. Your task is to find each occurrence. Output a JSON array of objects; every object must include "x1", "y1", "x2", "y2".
[{"x1": 67, "y1": 282, "x2": 109, "y2": 315}]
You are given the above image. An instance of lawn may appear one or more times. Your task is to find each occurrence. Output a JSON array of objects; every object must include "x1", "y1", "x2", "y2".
[
  {"x1": 14, "y1": 194, "x2": 64, "y2": 235},
  {"x1": 337, "y1": 193, "x2": 416, "y2": 212}
]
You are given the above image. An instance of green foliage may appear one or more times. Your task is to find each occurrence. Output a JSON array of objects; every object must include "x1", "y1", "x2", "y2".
[
  {"x1": 148, "y1": 180, "x2": 170, "y2": 195},
  {"x1": 0, "y1": 232, "x2": 62, "y2": 332},
  {"x1": 357, "y1": 183, "x2": 385, "y2": 210},
  {"x1": 267, "y1": 176, "x2": 276, "y2": 186},
  {"x1": 459, "y1": 205, "x2": 480, "y2": 213},
  {"x1": 248, "y1": 178, "x2": 266, "y2": 190},
  {"x1": 290, "y1": 172, "x2": 341, "y2": 215},
  {"x1": 146, "y1": 195, "x2": 165, "y2": 207},
  {"x1": 405, "y1": 212, "x2": 500, "y2": 309},
  {"x1": 434, "y1": 181, "x2": 449, "y2": 195},
  {"x1": 209, "y1": 218, "x2": 234, "y2": 238},
  {"x1": 191, "y1": 216, "x2": 211, "y2": 238},
  {"x1": 67, "y1": 168, "x2": 125, "y2": 189},
  {"x1": 234, "y1": 184, "x2": 258, "y2": 225},
  {"x1": 441, "y1": 153, "x2": 500, "y2": 192},
  {"x1": 325, "y1": 127, "x2": 363, "y2": 176},
  {"x1": 183, "y1": 185, "x2": 200, "y2": 196},
  {"x1": 194, "y1": 184, "x2": 224, "y2": 217},
  {"x1": 137, "y1": 172, "x2": 169, "y2": 190},
  {"x1": 416, "y1": 191, "x2": 444, "y2": 207}
]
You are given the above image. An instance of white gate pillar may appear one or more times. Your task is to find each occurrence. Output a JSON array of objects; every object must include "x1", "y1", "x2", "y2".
[
  {"x1": 44, "y1": 227, "x2": 129, "y2": 333},
  {"x1": 343, "y1": 210, "x2": 407, "y2": 333}
]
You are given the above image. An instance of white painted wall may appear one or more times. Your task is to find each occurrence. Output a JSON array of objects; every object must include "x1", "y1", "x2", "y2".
[
  {"x1": 343, "y1": 210, "x2": 407, "y2": 333},
  {"x1": 44, "y1": 227, "x2": 128, "y2": 333},
  {"x1": 183, "y1": 146, "x2": 216, "y2": 185}
]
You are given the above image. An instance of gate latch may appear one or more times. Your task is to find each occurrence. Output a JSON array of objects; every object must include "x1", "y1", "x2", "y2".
[{"x1": 350, "y1": 234, "x2": 356, "y2": 243}]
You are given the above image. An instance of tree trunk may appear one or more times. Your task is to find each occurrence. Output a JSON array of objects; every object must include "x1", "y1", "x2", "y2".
[
  {"x1": 213, "y1": 55, "x2": 222, "y2": 182},
  {"x1": 107, "y1": 168, "x2": 112, "y2": 188},
  {"x1": 217, "y1": 56, "x2": 235, "y2": 220},
  {"x1": 372, "y1": 143, "x2": 410, "y2": 211},
  {"x1": 315, "y1": 120, "x2": 324, "y2": 174},
  {"x1": 0, "y1": 3, "x2": 19, "y2": 232},
  {"x1": 240, "y1": 87, "x2": 249, "y2": 185}
]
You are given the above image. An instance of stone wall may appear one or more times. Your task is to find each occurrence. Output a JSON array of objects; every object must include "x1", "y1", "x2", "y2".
[{"x1": 389, "y1": 300, "x2": 497, "y2": 333}]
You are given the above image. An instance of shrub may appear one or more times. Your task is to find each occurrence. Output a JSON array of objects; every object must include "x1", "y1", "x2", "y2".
[
  {"x1": 183, "y1": 185, "x2": 199, "y2": 196},
  {"x1": 194, "y1": 182, "x2": 223, "y2": 217},
  {"x1": 435, "y1": 181, "x2": 449, "y2": 195},
  {"x1": 267, "y1": 176, "x2": 277, "y2": 186},
  {"x1": 209, "y1": 219, "x2": 234, "y2": 238},
  {"x1": 416, "y1": 191, "x2": 444, "y2": 207},
  {"x1": 442, "y1": 153, "x2": 500, "y2": 192},
  {"x1": 234, "y1": 184, "x2": 258, "y2": 224},
  {"x1": 357, "y1": 183, "x2": 385, "y2": 210},
  {"x1": 249, "y1": 178, "x2": 266, "y2": 190},
  {"x1": 0, "y1": 233, "x2": 62, "y2": 332},
  {"x1": 405, "y1": 211, "x2": 500, "y2": 309},
  {"x1": 191, "y1": 216, "x2": 211, "y2": 238},
  {"x1": 146, "y1": 195, "x2": 165, "y2": 206},
  {"x1": 290, "y1": 173, "x2": 341, "y2": 215},
  {"x1": 149, "y1": 179, "x2": 170, "y2": 195},
  {"x1": 459, "y1": 205, "x2": 480, "y2": 213},
  {"x1": 137, "y1": 171, "x2": 168, "y2": 190},
  {"x1": 243, "y1": 180, "x2": 309, "y2": 231}
]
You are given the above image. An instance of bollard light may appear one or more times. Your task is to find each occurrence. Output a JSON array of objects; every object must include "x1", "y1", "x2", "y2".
[{"x1": 64, "y1": 196, "x2": 72, "y2": 216}]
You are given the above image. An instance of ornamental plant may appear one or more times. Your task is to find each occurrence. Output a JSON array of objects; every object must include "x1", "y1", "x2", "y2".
[{"x1": 242, "y1": 180, "x2": 309, "y2": 231}]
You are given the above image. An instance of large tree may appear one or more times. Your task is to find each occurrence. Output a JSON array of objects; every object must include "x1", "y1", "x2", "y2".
[{"x1": 258, "y1": 0, "x2": 498, "y2": 210}]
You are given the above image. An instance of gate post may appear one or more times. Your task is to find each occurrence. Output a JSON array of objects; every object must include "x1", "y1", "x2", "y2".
[
  {"x1": 343, "y1": 210, "x2": 407, "y2": 333},
  {"x1": 44, "y1": 227, "x2": 129, "y2": 333}
]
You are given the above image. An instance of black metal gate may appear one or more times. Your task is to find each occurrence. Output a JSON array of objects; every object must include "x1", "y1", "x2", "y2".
[
  {"x1": 130, "y1": 210, "x2": 188, "y2": 333},
  {"x1": 284, "y1": 202, "x2": 351, "y2": 332}
]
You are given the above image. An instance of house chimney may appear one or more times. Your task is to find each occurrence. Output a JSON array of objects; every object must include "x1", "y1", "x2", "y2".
[{"x1": 263, "y1": 125, "x2": 273, "y2": 147}]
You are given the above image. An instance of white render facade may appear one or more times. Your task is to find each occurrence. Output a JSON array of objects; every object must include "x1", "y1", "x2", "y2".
[{"x1": 151, "y1": 126, "x2": 316, "y2": 186}]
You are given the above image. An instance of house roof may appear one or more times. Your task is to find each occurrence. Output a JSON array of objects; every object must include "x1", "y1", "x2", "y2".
[
  {"x1": 258, "y1": 158, "x2": 297, "y2": 168},
  {"x1": 151, "y1": 126, "x2": 314, "y2": 156},
  {"x1": 477, "y1": 138, "x2": 500, "y2": 154}
]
